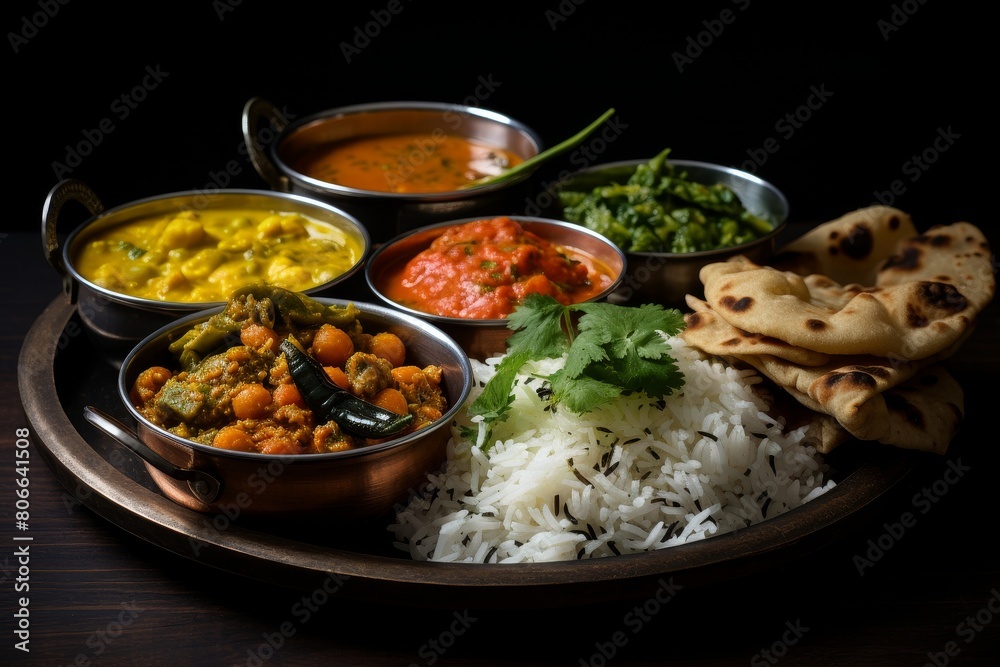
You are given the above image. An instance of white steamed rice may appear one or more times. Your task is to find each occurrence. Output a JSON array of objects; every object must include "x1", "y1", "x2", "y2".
[{"x1": 389, "y1": 334, "x2": 835, "y2": 563}]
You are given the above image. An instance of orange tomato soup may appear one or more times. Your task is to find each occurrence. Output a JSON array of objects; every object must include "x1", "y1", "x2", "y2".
[
  {"x1": 291, "y1": 133, "x2": 525, "y2": 193},
  {"x1": 380, "y1": 217, "x2": 617, "y2": 319}
]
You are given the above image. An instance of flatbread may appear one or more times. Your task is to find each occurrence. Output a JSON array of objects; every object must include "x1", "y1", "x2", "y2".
[
  {"x1": 762, "y1": 362, "x2": 962, "y2": 455},
  {"x1": 699, "y1": 220, "x2": 994, "y2": 360},
  {"x1": 683, "y1": 295, "x2": 831, "y2": 366},
  {"x1": 682, "y1": 295, "x2": 972, "y2": 452},
  {"x1": 770, "y1": 205, "x2": 918, "y2": 285},
  {"x1": 727, "y1": 339, "x2": 966, "y2": 451},
  {"x1": 680, "y1": 207, "x2": 990, "y2": 455}
]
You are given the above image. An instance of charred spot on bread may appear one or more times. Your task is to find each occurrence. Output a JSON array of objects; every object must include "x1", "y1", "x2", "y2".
[
  {"x1": 882, "y1": 246, "x2": 922, "y2": 271},
  {"x1": 823, "y1": 370, "x2": 878, "y2": 390},
  {"x1": 919, "y1": 281, "x2": 967, "y2": 312},
  {"x1": 884, "y1": 392, "x2": 926, "y2": 428},
  {"x1": 929, "y1": 233, "x2": 953, "y2": 248},
  {"x1": 852, "y1": 365, "x2": 891, "y2": 380},
  {"x1": 684, "y1": 312, "x2": 704, "y2": 328},
  {"x1": 806, "y1": 319, "x2": 827, "y2": 331},
  {"x1": 840, "y1": 222, "x2": 875, "y2": 260},
  {"x1": 720, "y1": 295, "x2": 754, "y2": 312},
  {"x1": 906, "y1": 304, "x2": 930, "y2": 328}
]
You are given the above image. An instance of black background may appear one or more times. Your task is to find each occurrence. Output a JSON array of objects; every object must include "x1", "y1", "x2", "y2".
[{"x1": 5, "y1": 1, "x2": 990, "y2": 241}]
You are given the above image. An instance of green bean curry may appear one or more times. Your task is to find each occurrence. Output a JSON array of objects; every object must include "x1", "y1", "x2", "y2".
[{"x1": 559, "y1": 148, "x2": 777, "y2": 254}]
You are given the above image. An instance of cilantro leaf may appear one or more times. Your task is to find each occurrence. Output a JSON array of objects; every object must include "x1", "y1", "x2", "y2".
[
  {"x1": 505, "y1": 293, "x2": 572, "y2": 358},
  {"x1": 466, "y1": 348, "x2": 532, "y2": 425},
  {"x1": 464, "y1": 294, "x2": 687, "y2": 448},
  {"x1": 571, "y1": 301, "x2": 685, "y2": 397},
  {"x1": 547, "y1": 370, "x2": 624, "y2": 414}
]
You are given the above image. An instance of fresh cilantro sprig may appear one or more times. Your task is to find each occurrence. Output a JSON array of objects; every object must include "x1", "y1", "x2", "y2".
[{"x1": 464, "y1": 294, "x2": 686, "y2": 446}]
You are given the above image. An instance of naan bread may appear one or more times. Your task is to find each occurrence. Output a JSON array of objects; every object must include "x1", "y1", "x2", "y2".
[
  {"x1": 770, "y1": 205, "x2": 918, "y2": 285},
  {"x1": 770, "y1": 363, "x2": 962, "y2": 455},
  {"x1": 683, "y1": 295, "x2": 831, "y2": 366},
  {"x1": 725, "y1": 343, "x2": 966, "y2": 452},
  {"x1": 699, "y1": 220, "x2": 994, "y2": 360},
  {"x1": 680, "y1": 206, "x2": 990, "y2": 455}
]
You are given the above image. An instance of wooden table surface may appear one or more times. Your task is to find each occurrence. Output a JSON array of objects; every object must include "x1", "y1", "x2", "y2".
[{"x1": 2, "y1": 229, "x2": 998, "y2": 666}]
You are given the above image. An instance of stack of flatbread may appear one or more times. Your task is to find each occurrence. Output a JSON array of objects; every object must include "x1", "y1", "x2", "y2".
[{"x1": 681, "y1": 205, "x2": 995, "y2": 455}]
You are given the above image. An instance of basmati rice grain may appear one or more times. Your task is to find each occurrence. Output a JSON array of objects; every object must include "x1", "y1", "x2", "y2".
[{"x1": 388, "y1": 335, "x2": 835, "y2": 563}]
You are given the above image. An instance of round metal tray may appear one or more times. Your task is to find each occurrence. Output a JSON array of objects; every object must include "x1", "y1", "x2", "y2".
[{"x1": 19, "y1": 295, "x2": 916, "y2": 609}]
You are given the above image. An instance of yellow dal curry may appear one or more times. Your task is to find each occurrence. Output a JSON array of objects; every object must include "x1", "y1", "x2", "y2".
[{"x1": 74, "y1": 208, "x2": 364, "y2": 303}]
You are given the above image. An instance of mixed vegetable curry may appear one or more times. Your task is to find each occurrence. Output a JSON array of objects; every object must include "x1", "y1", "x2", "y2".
[{"x1": 130, "y1": 285, "x2": 448, "y2": 454}]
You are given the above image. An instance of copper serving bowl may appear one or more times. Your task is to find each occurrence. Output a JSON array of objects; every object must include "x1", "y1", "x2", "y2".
[
  {"x1": 242, "y1": 97, "x2": 544, "y2": 243},
  {"x1": 552, "y1": 159, "x2": 789, "y2": 307},
  {"x1": 83, "y1": 298, "x2": 473, "y2": 521},
  {"x1": 364, "y1": 216, "x2": 627, "y2": 360},
  {"x1": 42, "y1": 180, "x2": 370, "y2": 361}
]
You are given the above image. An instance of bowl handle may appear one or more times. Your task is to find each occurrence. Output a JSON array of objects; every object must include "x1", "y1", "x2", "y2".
[
  {"x1": 41, "y1": 179, "x2": 105, "y2": 302},
  {"x1": 82, "y1": 405, "x2": 223, "y2": 505},
  {"x1": 242, "y1": 96, "x2": 291, "y2": 192}
]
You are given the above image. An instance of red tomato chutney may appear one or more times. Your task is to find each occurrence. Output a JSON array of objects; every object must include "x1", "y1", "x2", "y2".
[{"x1": 382, "y1": 217, "x2": 617, "y2": 319}]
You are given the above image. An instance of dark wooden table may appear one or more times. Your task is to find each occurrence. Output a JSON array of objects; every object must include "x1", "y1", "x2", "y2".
[{"x1": 3, "y1": 229, "x2": 998, "y2": 666}]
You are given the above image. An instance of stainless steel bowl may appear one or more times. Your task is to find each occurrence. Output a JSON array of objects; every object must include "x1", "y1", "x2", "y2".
[
  {"x1": 242, "y1": 97, "x2": 544, "y2": 243},
  {"x1": 42, "y1": 180, "x2": 370, "y2": 362},
  {"x1": 83, "y1": 298, "x2": 473, "y2": 520},
  {"x1": 552, "y1": 159, "x2": 790, "y2": 307},
  {"x1": 364, "y1": 216, "x2": 627, "y2": 360}
]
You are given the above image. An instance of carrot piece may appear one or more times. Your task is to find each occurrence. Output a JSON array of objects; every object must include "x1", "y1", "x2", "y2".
[
  {"x1": 324, "y1": 366, "x2": 351, "y2": 390},
  {"x1": 272, "y1": 382, "x2": 305, "y2": 408},
  {"x1": 213, "y1": 426, "x2": 255, "y2": 452},
  {"x1": 371, "y1": 387, "x2": 409, "y2": 416},
  {"x1": 390, "y1": 365, "x2": 423, "y2": 385},
  {"x1": 310, "y1": 324, "x2": 355, "y2": 367},
  {"x1": 131, "y1": 365, "x2": 173, "y2": 404},
  {"x1": 369, "y1": 332, "x2": 406, "y2": 367},
  {"x1": 258, "y1": 437, "x2": 303, "y2": 455},
  {"x1": 240, "y1": 324, "x2": 281, "y2": 352},
  {"x1": 231, "y1": 383, "x2": 272, "y2": 420}
]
